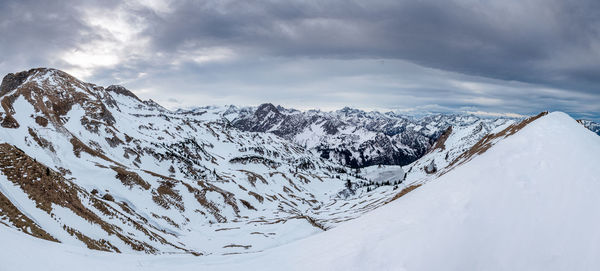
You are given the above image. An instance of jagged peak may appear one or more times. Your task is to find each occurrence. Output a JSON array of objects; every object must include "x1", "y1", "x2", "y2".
[
  {"x1": 255, "y1": 103, "x2": 280, "y2": 119},
  {"x1": 256, "y1": 103, "x2": 278, "y2": 111}
]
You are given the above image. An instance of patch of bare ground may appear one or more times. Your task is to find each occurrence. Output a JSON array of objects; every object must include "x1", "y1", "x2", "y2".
[
  {"x1": 142, "y1": 169, "x2": 178, "y2": 182},
  {"x1": 215, "y1": 227, "x2": 240, "y2": 232},
  {"x1": 28, "y1": 127, "x2": 55, "y2": 152},
  {"x1": 111, "y1": 166, "x2": 151, "y2": 190},
  {"x1": 223, "y1": 244, "x2": 252, "y2": 249},
  {"x1": 387, "y1": 184, "x2": 422, "y2": 203},
  {"x1": 295, "y1": 215, "x2": 328, "y2": 231},
  {"x1": 70, "y1": 136, "x2": 117, "y2": 163},
  {"x1": 0, "y1": 143, "x2": 186, "y2": 254},
  {"x1": 310, "y1": 174, "x2": 325, "y2": 182},
  {"x1": 270, "y1": 171, "x2": 302, "y2": 192},
  {"x1": 0, "y1": 190, "x2": 59, "y2": 242},
  {"x1": 293, "y1": 173, "x2": 311, "y2": 184},
  {"x1": 152, "y1": 181, "x2": 184, "y2": 211},
  {"x1": 63, "y1": 225, "x2": 120, "y2": 252},
  {"x1": 429, "y1": 126, "x2": 452, "y2": 152},
  {"x1": 151, "y1": 213, "x2": 181, "y2": 229},
  {"x1": 239, "y1": 199, "x2": 257, "y2": 210},
  {"x1": 248, "y1": 191, "x2": 264, "y2": 203},
  {"x1": 34, "y1": 115, "x2": 48, "y2": 127},
  {"x1": 101, "y1": 193, "x2": 114, "y2": 201},
  {"x1": 0, "y1": 94, "x2": 19, "y2": 128},
  {"x1": 181, "y1": 180, "x2": 241, "y2": 223},
  {"x1": 238, "y1": 169, "x2": 268, "y2": 186}
]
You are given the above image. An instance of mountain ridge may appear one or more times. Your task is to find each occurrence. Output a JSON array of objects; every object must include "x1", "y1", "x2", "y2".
[{"x1": 202, "y1": 103, "x2": 519, "y2": 168}]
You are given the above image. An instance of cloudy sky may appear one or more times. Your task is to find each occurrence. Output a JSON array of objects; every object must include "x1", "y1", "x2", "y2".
[{"x1": 1, "y1": 0, "x2": 599, "y2": 120}]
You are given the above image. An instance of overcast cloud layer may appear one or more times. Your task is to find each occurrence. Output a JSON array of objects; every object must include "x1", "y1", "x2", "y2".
[{"x1": 0, "y1": 0, "x2": 599, "y2": 120}]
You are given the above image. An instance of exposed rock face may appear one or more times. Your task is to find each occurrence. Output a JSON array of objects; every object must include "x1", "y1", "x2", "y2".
[
  {"x1": 0, "y1": 69, "x2": 37, "y2": 96},
  {"x1": 106, "y1": 85, "x2": 141, "y2": 102}
]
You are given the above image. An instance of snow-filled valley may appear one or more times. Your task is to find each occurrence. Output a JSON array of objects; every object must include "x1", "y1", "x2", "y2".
[{"x1": 1, "y1": 68, "x2": 599, "y2": 270}]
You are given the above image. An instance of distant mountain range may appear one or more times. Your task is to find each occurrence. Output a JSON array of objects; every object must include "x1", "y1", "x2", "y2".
[{"x1": 185, "y1": 104, "x2": 517, "y2": 168}]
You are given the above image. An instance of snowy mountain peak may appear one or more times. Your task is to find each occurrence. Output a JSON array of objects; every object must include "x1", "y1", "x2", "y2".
[{"x1": 255, "y1": 103, "x2": 281, "y2": 119}]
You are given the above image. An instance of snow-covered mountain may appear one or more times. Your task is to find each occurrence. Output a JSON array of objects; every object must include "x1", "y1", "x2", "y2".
[
  {"x1": 2, "y1": 109, "x2": 597, "y2": 271},
  {"x1": 577, "y1": 119, "x2": 600, "y2": 135},
  {"x1": 194, "y1": 103, "x2": 516, "y2": 168},
  {"x1": 3, "y1": 67, "x2": 597, "y2": 271},
  {"x1": 3, "y1": 68, "x2": 518, "y2": 257},
  {"x1": 0, "y1": 68, "x2": 392, "y2": 255}
]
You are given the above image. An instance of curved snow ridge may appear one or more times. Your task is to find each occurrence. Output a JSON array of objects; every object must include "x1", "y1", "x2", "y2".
[{"x1": 253, "y1": 110, "x2": 600, "y2": 271}]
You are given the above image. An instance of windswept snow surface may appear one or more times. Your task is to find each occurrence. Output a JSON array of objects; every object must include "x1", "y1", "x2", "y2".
[{"x1": 1, "y1": 111, "x2": 599, "y2": 270}]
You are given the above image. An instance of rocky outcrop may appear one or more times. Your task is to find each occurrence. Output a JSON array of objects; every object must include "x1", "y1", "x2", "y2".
[
  {"x1": 0, "y1": 69, "x2": 38, "y2": 96},
  {"x1": 106, "y1": 85, "x2": 141, "y2": 102}
]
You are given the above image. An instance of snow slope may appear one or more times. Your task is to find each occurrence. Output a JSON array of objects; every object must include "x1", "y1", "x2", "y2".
[{"x1": 1, "y1": 112, "x2": 598, "y2": 270}]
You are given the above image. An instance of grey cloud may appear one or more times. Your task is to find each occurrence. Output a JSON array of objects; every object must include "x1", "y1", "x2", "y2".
[
  {"x1": 0, "y1": 1, "x2": 113, "y2": 68},
  {"x1": 0, "y1": 0, "x2": 598, "y2": 121},
  {"x1": 116, "y1": 58, "x2": 599, "y2": 120},
  {"x1": 141, "y1": 0, "x2": 600, "y2": 92}
]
